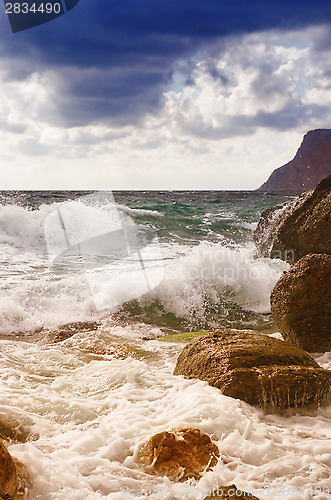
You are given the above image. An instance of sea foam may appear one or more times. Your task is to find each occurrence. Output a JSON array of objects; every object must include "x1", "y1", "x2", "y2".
[
  {"x1": 0, "y1": 203, "x2": 288, "y2": 334},
  {"x1": 1, "y1": 335, "x2": 330, "y2": 499},
  {"x1": 142, "y1": 242, "x2": 289, "y2": 324}
]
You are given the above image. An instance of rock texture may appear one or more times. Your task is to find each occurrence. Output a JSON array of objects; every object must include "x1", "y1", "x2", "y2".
[
  {"x1": 270, "y1": 254, "x2": 331, "y2": 352},
  {"x1": 0, "y1": 440, "x2": 18, "y2": 499},
  {"x1": 204, "y1": 485, "x2": 259, "y2": 499},
  {"x1": 253, "y1": 174, "x2": 331, "y2": 262},
  {"x1": 0, "y1": 440, "x2": 27, "y2": 499},
  {"x1": 0, "y1": 410, "x2": 37, "y2": 443},
  {"x1": 52, "y1": 321, "x2": 100, "y2": 342},
  {"x1": 135, "y1": 428, "x2": 219, "y2": 481},
  {"x1": 258, "y1": 129, "x2": 331, "y2": 192},
  {"x1": 174, "y1": 331, "x2": 331, "y2": 410}
]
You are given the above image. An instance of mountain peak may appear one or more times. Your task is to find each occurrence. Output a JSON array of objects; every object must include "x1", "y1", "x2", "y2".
[{"x1": 258, "y1": 129, "x2": 331, "y2": 191}]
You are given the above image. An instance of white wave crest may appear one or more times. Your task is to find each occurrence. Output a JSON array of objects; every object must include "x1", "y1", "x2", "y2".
[{"x1": 145, "y1": 242, "x2": 289, "y2": 319}]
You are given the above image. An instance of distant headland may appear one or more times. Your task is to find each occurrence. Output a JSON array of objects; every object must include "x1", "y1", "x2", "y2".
[{"x1": 258, "y1": 129, "x2": 331, "y2": 192}]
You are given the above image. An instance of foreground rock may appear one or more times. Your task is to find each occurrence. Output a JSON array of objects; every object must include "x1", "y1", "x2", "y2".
[
  {"x1": 174, "y1": 331, "x2": 331, "y2": 410},
  {"x1": 136, "y1": 428, "x2": 219, "y2": 481},
  {"x1": 0, "y1": 440, "x2": 27, "y2": 499},
  {"x1": 258, "y1": 129, "x2": 331, "y2": 192},
  {"x1": 254, "y1": 174, "x2": 331, "y2": 262},
  {"x1": 270, "y1": 254, "x2": 331, "y2": 352},
  {"x1": 204, "y1": 485, "x2": 259, "y2": 499}
]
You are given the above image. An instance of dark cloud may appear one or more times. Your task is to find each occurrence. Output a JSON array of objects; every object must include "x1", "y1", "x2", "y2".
[
  {"x1": 254, "y1": 102, "x2": 328, "y2": 130},
  {"x1": 1, "y1": 0, "x2": 331, "y2": 126},
  {"x1": 0, "y1": 121, "x2": 26, "y2": 134},
  {"x1": 251, "y1": 62, "x2": 287, "y2": 95},
  {"x1": 178, "y1": 101, "x2": 329, "y2": 140}
]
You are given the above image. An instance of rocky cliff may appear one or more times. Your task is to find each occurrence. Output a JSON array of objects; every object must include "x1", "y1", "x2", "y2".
[
  {"x1": 258, "y1": 129, "x2": 331, "y2": 192},
  {"x1": 253, "y1": 174, "x2": 331, "y2": 262}
]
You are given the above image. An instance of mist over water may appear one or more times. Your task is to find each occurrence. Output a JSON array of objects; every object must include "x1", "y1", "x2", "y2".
[{"x1": 0, "y1": 191, "x2": 330, "y2": 499}]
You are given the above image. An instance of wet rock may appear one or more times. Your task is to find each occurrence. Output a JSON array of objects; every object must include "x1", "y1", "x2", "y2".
[
  {"x1": 0, "y1": 440, "x2": 27, "y2": 499},
  {"x1": 88, "y1": 344, "x2": 130, "y2": 359},
  {"x1": 52, "y1": 321, "x2": 100, "y2": 342},
  {"x1": 204, "y1": 484, "x2": 259, "y2": 499},
  {"x1": 270, "y1": 254, "x2": 331, "y2": 352},
  {"x1": 157, "y1": 331, "x2": 211, "y2": 343},
  {"x1": 0, "y1": 410, "x2": 38, "y2": 443},
  {"x1": 174, "y1": 331, "x2": 331, "y2": 410},
  {"x1": 51, "y1": 326, "x2": 149, "y2": 361},
  {"x1": 253, "y1": 195, "x2": 308, "y2": 262},
  {"x1": 135, "y1": 428, "x2": 219, "y2": 481},
  {"x1": 254, "y1": 174, "x2": 331, "y2": 263}
]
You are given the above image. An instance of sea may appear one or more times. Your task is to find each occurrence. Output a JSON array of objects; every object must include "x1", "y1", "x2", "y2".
[{"x1": 0, "y1": 191, "x2": 330, "y2": 500}]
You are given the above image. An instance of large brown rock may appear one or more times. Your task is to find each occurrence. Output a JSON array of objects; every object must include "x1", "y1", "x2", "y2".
[
  {"x1": 174, "y1": 331, "x2": 331, "y2": 410},
  {"x1": 0, "y1": 440, "x2": 27, "y2": 499},
  {"x1": 0, "y1": 440, "x2": 18, "y2": 499},
  {"x1": 254, "y1": 174, "x2": 331, "y2": 262},
  {"x1": 135, "y1": 428, "x2": 219, "y2": 481},
  {"x1": 258, "y1": 129, "x2": 331, "y2": 192},
  {"x1": 270, "y1": 254, "x2": 331, "y2": 352}
]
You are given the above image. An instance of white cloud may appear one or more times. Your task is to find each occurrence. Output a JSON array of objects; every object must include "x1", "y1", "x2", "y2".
[{"x1": 0, "y1": 25, "x2": 331, "y2": 189}]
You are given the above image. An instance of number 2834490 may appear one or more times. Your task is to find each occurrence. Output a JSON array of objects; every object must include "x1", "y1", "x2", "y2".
[{"x1": 5, "y1": 3, "x2": 62, "y2": 14}]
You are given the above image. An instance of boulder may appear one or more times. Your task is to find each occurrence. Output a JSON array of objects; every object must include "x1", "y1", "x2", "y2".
[
  {"x1": 0, "y1": 440, "x2": 27, "y2": 499},
  {"x1": 254, "y1": 174, "x2": 331, "y2": 263},
  {"x1": 270, "y1": 254, "x2": 331, "y2": 352},
  {"x1": 204, "y1": 485, "x2": 259, "y2": 499},
  {"x1": 135, "y1": 428, "x2": 219, "y2": 481},
  {"x1": 174, "y1": 331, "x2": 331, "y2": 410}
]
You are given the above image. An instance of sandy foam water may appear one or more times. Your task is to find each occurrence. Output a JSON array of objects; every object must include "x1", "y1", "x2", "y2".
[
  {"x1": 1, "y1": 333, "x2": 330, "y2": 500},
  {"x1": 0, "y1": 271, "x2": 100, "y2": 334}
]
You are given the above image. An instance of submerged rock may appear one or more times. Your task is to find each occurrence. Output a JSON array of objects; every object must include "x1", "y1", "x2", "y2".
[
  {"x1": 52, "y1": 321, "x2": 100, "y2": 342},
  {"x1": 254, "y1": 174, "x2": 331, "y2": 263},
  {"x1": 270, "y1": 254, "x2": 331, "y2": 352},
  {"x1": 0, "y1": 410, "x2": 38, "y2": 443},
  {"x1": 204, "y1": 484, "x2": 259, "y2": 499},
  {"x1": 174, "y1": 331, "x2": 331, "y2": 410},
  {"x1": 135, "y1": 428, "x2": 219, "y2": 481},
  {"x1": 0, "y1": 440, "x2": 27, "y2": 499},
  {"x1": 88, "y1": 344, "x2": 130, "y2": 358},
  {"x1": 157, "y1": 331, "x2": 211, "y2": 343}
]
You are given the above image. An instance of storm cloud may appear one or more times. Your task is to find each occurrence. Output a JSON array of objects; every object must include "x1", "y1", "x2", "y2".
[{"x1": 1, "y1": 0, "x2": 331, "y2": 125}]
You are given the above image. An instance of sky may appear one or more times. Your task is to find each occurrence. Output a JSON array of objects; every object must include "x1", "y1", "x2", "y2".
[{"x1": 1, "y1": 1, "x2": 331, "y2": 190}]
